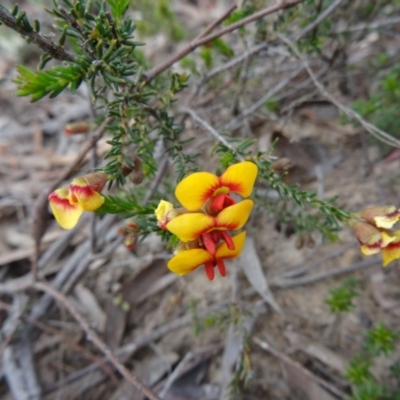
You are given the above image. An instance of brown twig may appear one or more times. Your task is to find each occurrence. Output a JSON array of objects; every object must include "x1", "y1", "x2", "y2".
[
  {"x1": 278, "y1": 33, "x2": 400, "y2": 148},
  {"x1": 33, "y1": 281, "x2": 162, "y2": 400},
  {"x1": 0, "y1": 6, "x2": 75, "y2": 62},
  {"x1": 0, "y1": 299, "x2": 121, "y2": 394},
  {"x1": 145, "y1": 0, "x2": 305, "y2": 81},
  {"x1": 192, "y1": 3, "x2": 237, "y2": 42},
  {"x1": 254, "y1": 337, "x2": 347, "y2": 398},
  {"x1": 44, "y1": 300, "x2": 230, "y2": 393}
]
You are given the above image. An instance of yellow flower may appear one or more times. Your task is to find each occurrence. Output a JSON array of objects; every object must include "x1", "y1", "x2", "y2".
[
  {"x1": 48, "y1": 172, "x2": 107, "y2": 230},
  {"x1": 48, "y1": 187, "x2": 84, "y2": 230},
  {"x1": 68, "y1": 172, "x2": 107, "y2": 211},
  {"x1": 359, "y1": 206, "x2": 400, "y2": 229},
  {"x1": 168, "y1": 232, "x2": 246, "y2": 280},
  {"x1": 351, "y1": 221, "x2": 394, "y2": 256},
  {"x1": 166, "y1": 200, "x2": 253, "y2": 241},
  {"x1": 157, "y1": 162, "x2": 258, "y2": 280},
  {"x1": 350, "y1": 220, "x2": 400, "y2": 267},
  {"x1": 154, "y1": 200, "x2": 179, "y2": 229},
  {"x1": 382, "y1": 231, "x2": 400, "y2": 267},
  {"x1": 175, "y1": 161, "x2": 258, "y2": 212}
]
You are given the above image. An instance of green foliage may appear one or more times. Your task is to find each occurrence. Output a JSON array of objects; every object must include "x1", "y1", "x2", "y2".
[
  {"x1": 256, "y1": 155, "x2": 350, "y2": 237},
  {"x1": 14, "y1": 60, "x2": 90, "y2": 102},
  {"x1": 107, "y1": 0, "x2": 130, "y2": 21},
  {"x1": 364, "y1": 323, "x2": 397, "y2": 357},
  {"x1": 325, "y1": 278, "x2": 360, "y2": 314},
  {"x1": 223, "y1": 6, "x2": 255, "y2": 26},
  {"x1": 346, "y1": 355, "x2": 373, "y2": 385},
  {"x1": 6, "y1": 0, "x2": 354, "y2": 281},
  {"x1": 345, "y1": 323, "x2": 399, "y2": 400},
  {"x1": 204, "y1": 304, "x2": 251, "y2": 330}
]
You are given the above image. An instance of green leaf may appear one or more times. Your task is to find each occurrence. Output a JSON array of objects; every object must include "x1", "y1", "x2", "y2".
[
  {"x1": 14, "y1": 61, "x2": 89, "y2": 102},
  {"x1": 107, "y1": 0, "x2": 130, "y2": 21}
]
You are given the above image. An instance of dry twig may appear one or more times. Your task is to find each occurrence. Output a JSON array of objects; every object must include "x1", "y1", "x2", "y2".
[
  {"x1": 0, "y1": 5, "x2": 75, "y2": 62},
  {"x1": 33, "y1": 281, "x2": 162, "y2": 400},
  {"x1": 278, "y1": 34, "x2": 400, "y2": 148},
  {"x1": 145, "y1": 0, "x2": 305, "y2": 81}
]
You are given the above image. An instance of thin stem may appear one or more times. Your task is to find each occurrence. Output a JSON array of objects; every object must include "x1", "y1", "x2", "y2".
[
  {"x1": 146, "y1": 0, "x2": 305, "y2": 81},
  {"x1": 193, "y1": 4, "x2": 237, "y2": 42},
  {"x1": 278, "y1": 34, "x2": 400, "y2": 148},
  {"x1": 181, "y1": 107, "x2": 244, "y2": 160},
  {"x1": 0, "y1": 5, "x2": 75, "y2": 62}
]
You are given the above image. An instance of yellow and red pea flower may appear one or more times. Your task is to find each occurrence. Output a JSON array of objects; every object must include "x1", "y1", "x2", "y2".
[
  {"x1": 350, "y1": 205, "x2": 400, "y2": 267},
  {"x1": 168, "y1": 232, "x2": 247, "y2": 281},
  {"x1": 48, "y1": 172, "x2": 108, "y2": 230},
  {"x1": 350, "y1": 221, "x2": 393, "y2": 256},
  {"x1": 157, "y1": 161, "x2": 258, "y2": 280},
  {"x1": 381, "y1": 231, "x2": 400, "y2": 267},
  {"x1": 68, "y1": 173, "x2": 107, "y2": 211},
  {"x1": 359, "y1": 206, "x2": 400, "y2": 230},
  {"x1": 48, "y1": 187, "x2": 84, "y2": 230},
  {"x1": 175, "y1": 161, "x2": 258, "y2": 212},
  {"x1": 154, "y1": 200, "x2": 180, "y2": 229},
  {"x1": 166, "y1": 199, "x2": 253, "y2": 254}
]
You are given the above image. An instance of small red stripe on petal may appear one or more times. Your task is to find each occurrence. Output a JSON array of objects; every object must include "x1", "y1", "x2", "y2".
[
  {"x1": 49, "y1": 195, "x2": 77, "y2": 211},
  {"x1": 225, "y1": 182, "x2": 243, "y2": 192},
  {"x1": 70, "y1": 184, "x2": 95, "y2": 196},
  {"x1": 385, "y1": 240, "x2": 400, "y2": 250}
]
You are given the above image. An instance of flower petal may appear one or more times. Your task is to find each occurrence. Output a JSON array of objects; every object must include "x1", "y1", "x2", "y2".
[
  {"x1": 361, "y1": 244, "x2": 381, "y2": 256},
  {"x1": 216, "y1": 231, "x2": 246, "y2": 259},
  {"x1": 175, "y1": 172, "x2": 219, "y2": 211},
  {"x1": 49, "y1": 187, "x2": 83, "y2": 230},
  {"x1": 220, "y1": 161, "x2": 258, "y2": 198},
  {"x1": 155, "y1": 200, "x2": 174, "y2": 221},
  {"x1": 69, "y1": 178, "x2": 104, "y2": 211},
  {"x1": 375, "y1": 213, "x2": 400, "y2": 229},
  {"x1": 216, "y1": 200, "x2": 253, "y2": 230},
  {"x1": 360, "y1": 206, "x2": 400, "y2": 229},
  {"x1": 168, "y1": 248, "x2": 213, "y2": 276},
  {"x1": 382, "y1": 241, "x2": 400, "y2": 267},
  {"x1": 166, "y1": 213, "x2": 214, "y2": 242}
]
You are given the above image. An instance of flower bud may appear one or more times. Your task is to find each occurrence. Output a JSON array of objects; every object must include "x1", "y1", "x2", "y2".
[
  {"x1": 64, "y1": 121, "x2": 91, "y2": 135},
  {"x1": 121, "y1": 157, "x2": 144, "y2": 184},
  {"x1": 350, "y1": 221, "x2": 393, "y2": 255},
  {"x1": 155, "y1": 200, "x2": 179, "y2": 230},
  {"x1": 68, "y1": 172, "x2": 108, "y2": 211},
  {"x1": 118, "y1": 222, "x2": 139, "y2": 251},
  {"x1": 271, "y1": 157, "x2": 293, "y2": 172},
  {"x1": 79, "y1": 172, "x2": 108, "y2": 192}
]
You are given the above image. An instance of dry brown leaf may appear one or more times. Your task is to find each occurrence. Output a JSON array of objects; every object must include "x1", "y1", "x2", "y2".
[
  {"x1": 239, "y1": 237, "x2": 281, "y2": 313},
  {"x1": 74, "y1": 284, "x2": 106, "y2": 332}
]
